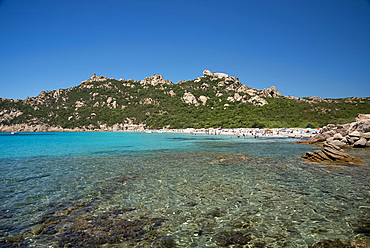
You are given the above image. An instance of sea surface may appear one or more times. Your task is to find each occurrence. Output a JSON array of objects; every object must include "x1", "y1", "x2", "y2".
[{"x1": 0, "y1": 132, "x2": 369, "y2": 247}]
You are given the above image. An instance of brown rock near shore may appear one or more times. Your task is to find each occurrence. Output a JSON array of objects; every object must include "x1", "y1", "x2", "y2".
[{"x1": 302, "y1": 141, "x2": 363, "y2": 164}]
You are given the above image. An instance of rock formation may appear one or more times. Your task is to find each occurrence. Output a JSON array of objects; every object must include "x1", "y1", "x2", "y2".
[
  {"x1": 302, "y1": 114, "x2": 369, "y2": 164},
  {"x1": 202, "y1": 69, "x2": 240, "y2": 84},
  {"x1": 248, "y1": 96, "x2": 268, "y2": 106},
  {"x1": 307, "y1": 114, "x2": 370, "y2": 148},
  {"x1": 182, "y1": 92, "x2": 199, "y2": 106},
  {"x1": 260, "y1": 86, "x2": 283, "y2": 98},
  {"x1": 81, "y1": 73, "x2": 109, "y2": 84},
  {"x1": 140, "y1": 74, "x2": 172, "y2": 87},
  {"x1": 302, "y1": 141, "x2": 363, "y2": 164},
  {"x1": 198, "y1": 95, "x2": 208, "y2": 105}
]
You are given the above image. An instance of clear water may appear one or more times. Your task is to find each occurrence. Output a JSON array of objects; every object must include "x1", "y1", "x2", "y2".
[{"x1": 0, "y1": 132, "x2": 369, "y2": 247}]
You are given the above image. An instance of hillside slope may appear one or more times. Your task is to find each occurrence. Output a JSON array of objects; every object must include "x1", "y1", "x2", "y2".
[{"x1": 1, "y1": 70, "x2": 369, "y2": 131}]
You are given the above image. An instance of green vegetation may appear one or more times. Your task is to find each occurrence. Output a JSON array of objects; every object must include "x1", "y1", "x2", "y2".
[{"x1": 1, "y1": 76, "x2": 369, "y2": 130}]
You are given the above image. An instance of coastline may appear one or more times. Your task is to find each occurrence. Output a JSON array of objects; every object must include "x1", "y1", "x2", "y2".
[{"x1": 0, "y1": 124, "x2": 317, "y2": 139}]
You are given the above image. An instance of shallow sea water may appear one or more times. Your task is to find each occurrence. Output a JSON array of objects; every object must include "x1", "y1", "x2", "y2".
[{"x1": 0, "y1": 132, "x2": 369, "y2": 247}]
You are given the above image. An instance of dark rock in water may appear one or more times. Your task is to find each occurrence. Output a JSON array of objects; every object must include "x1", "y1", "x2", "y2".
[
  {"x1": 354, "y1": 226, "x2": 370, "y2": 236},
  {"x1": 185, "y1": 201, "x2": 197, "y2": 207},
  {"x1": 214, "y1": 231, "x2": 252, "y2": 247},
  {"x1": 354, "y1": 220, "x2": 370, "y2": 236},
  {"x1": 152, "y1": 218, "x2": 166, "y2": 227},
  {"x1": 115, "y1": 174, "x2": 139, "y2": 183},
  {"x1": 152, "y1": 236, "x2": 177, "y2": 247},
  {"x1": 29, "y1": 202, "x2": 168, "y2": 247},
  {"x1": 310, "y1": 239, "x2": 353, "y2": 248},
  {"x1": 111, "y1": 208, "x2": 136, "y2": 215},
  {"x1": 0, "y1": 236, "x2": 33, "y2": 247},
  {"x1": 310, "y1": 239, "x2": 369, "y2": 248},
  {"x1": 204, "y1": 208, "x2": 225, "y2": 218},
  {"x1": 232, "y1": 220, "x2": 251, "y2": 229}
]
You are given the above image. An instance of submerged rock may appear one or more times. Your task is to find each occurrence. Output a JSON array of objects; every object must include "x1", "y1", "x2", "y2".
[
  {"x1": 215, "y1": 153, "x2": 249, "y2": 166},
  {"x1": 310, "y1": 239, "x2": 369, "y2": 248},
  {"x1": 152, "y1": 236, "x2": 177, "y2": 247},
  {"x1": 214, "y1": 231, "x2": 252, "y2": 247},
  {"x1": 354, "y1": 219, "x2": 370, "y2": 236},
  {"x1": 31, "y1": 204, "x2": 168, "y2": 247}
]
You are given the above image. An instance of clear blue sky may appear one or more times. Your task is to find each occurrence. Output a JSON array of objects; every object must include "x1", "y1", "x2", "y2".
[{"x1": 1, "y1": 0, "x2": 369, "y2": 100}]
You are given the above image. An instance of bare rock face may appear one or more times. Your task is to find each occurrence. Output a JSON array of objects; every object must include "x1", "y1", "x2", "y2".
[
  {"x1": 363, "y1": 132, "x2": 370, "y2": 139},
  {"x1": 248, "y1": 96, "x2": 268, "y2": 106},
  {"x1": 213, "y1": 72, "x2": 230, "y2": 79},
  {"x1": 0, "y1": 109, "x2": 23, "y2": 122},
  {"x1": 331, "y1": 140, "x2": 346, "y2": 147},
  {"x1": 302, "y1": 141, "x2": 363, "y2": 164},
  {"x1": 308, "y1": 96, "x2": 325, "y2": 102},
  {"x1": 202, "y1": 69, "x2": 240, "y2": 83},
  {"x1": 333, "y1": 133, "x2": 343, "y2": 140},
  {"x1": 167, "y1": 90, "x2": 176, "y2": 96},
  {"x1": 182, "y1": 92, "x2": 199, "y2": 106},
  {"x1": 356, "y1": 114, "x2": 370, "y2": 121},
  {"x1": 203, "y1": 69, "x2": 213, "y2": 77},
  {"x1": 139, "y1": 98, "x2": 158, "y2": 105},
  {"x1": 140, "y1": 74, "x2": 172, "y2": 86},
  {"x1": 198, "y1": 95, "x2": 208, "y2": 105},
  {"x1": 203, "y1": 69, "x2": 229, "y2": 79},
  {"x1": 354, "y1": 138, "x2": 367, "y2": 148},
  {"x1": 260, "y1": 86, "x2": 283, "y2": 98},
  {"x1": 349, "y1": 120, "x2": 370, "y2": 133},
  {"x1": 201, "y1": 69, "x2": 283, "y2": 101},
  {"x1": 81, "y1": 73, "x2": 109, "y2": 84},
  {"x1": 308, "y1": 131, "x2": 335, "y2": 143}
]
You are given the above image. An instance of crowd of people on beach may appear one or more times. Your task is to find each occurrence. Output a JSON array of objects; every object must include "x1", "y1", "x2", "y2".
[{"x1": 147, "y1": 127, "x2": 319, "y2": 139}]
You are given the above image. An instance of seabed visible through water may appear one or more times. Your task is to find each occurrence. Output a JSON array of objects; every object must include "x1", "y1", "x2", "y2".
[{"x1": 0, "y1": 132, "x2": 369, "y2": 247}]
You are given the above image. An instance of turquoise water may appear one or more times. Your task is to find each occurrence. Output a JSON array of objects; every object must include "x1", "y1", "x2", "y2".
[{"x1": 0, "y1": 132, "x2": 369, "y2": 247}]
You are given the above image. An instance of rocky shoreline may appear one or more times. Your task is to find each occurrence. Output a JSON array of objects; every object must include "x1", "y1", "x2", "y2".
[
  {"x1": 302, "y1": 114, "x2": 370, "y2": 164},
  {"x1": 302, "y1": 141, "x2": 364, "y2": 164},
  {"x1": 0, "y1": 123, "x2": 145, "y2": 132}
]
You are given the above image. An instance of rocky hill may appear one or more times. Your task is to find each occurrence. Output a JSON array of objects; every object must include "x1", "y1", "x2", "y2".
[{"x1": 1, "y1": 70, "x2": 369, "y2": 131}]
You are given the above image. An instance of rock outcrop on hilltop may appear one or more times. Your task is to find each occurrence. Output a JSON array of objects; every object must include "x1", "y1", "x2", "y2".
[
  {"x1": 202, "y1": 69, "x2": 239, "y2": 82},
  {"x1": 196, "y1": 70, "x2": 283, "y2": 106},
  {"x1": 81, "y1": 73, "x2": 109, "y2": 84},
  {"x1": 261, "y1": 86, "x2": 283, "y2": 98},
  {"x1": 140, "y1": 74, "x2": 173, "y2": 87}
]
